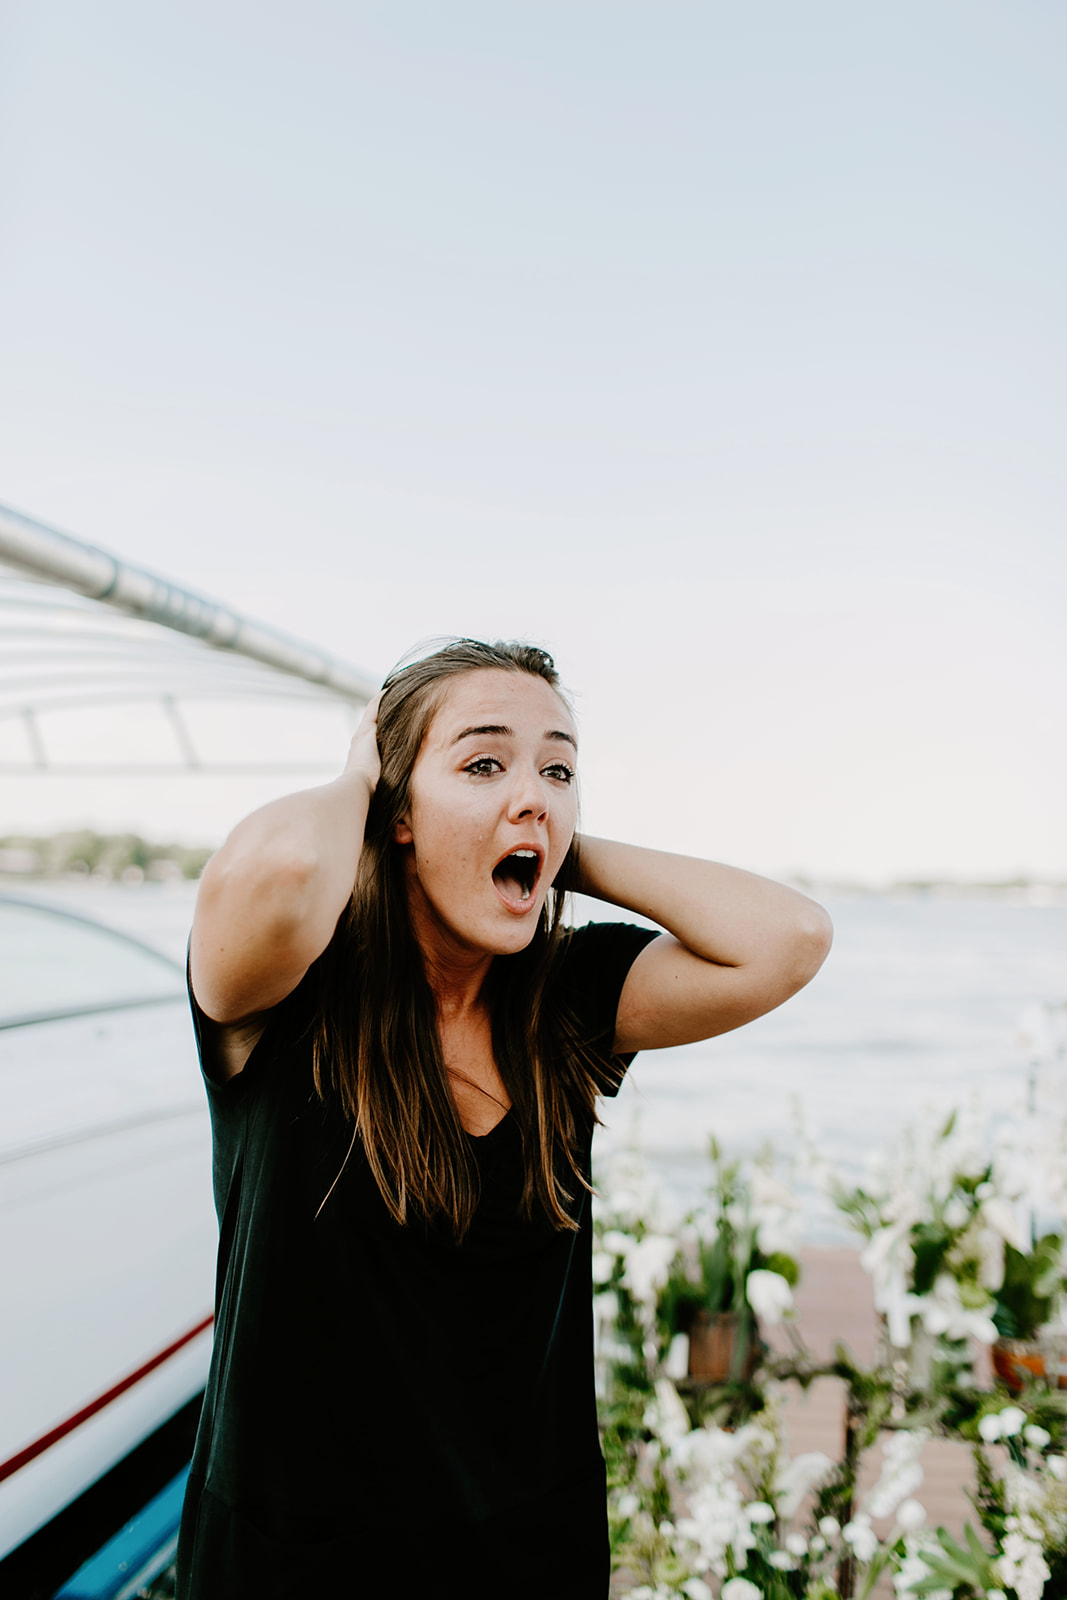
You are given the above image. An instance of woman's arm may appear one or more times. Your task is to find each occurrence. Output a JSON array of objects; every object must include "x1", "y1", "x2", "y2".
[
  {"x1": 189, "y1": 696, "x2": 380, "y2": 1028},
  {"x1": 573, "y1": 835, "x2": 833, "y2": 1053}
]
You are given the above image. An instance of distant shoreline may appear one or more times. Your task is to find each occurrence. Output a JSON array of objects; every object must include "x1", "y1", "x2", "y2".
[
  {"x1": 789, "y1": 876, "x2": 1067, "y2": 906},
  {"x1": 2, "y1": 830, "x2": 1066, "y2": 905}
]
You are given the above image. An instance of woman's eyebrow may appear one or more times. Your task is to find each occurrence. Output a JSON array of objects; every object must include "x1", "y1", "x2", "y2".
[
  {"x1": 450, "y1": 723, "x2": 577, "y2": 750},
  {"x1": 451, "y1": 723, "x2": 512, "y2": 744}
]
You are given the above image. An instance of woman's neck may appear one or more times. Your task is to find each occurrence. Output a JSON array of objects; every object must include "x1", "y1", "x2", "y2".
[{"x1": 420, "y1": 939, "x2": 493, "y2": 1022}]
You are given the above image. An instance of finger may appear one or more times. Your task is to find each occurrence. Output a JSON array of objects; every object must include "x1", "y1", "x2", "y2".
[{"x1": 351, "y1": 691, "x2": 382, "y2": 739}]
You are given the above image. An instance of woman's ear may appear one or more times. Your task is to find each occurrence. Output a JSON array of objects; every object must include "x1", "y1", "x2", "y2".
[{"x1": 393, "y1": 817, "x2": 413, "y2": 845}]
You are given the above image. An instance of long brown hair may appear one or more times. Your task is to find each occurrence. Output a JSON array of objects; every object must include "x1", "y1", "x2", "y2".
[{"x1": 311, "y1": 639, "x2": 613, "y2": 1238}]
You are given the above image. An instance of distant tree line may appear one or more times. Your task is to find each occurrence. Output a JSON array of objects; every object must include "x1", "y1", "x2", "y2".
[{"x1": 0, "y1": 830, "x2": 213, "y2": 883}]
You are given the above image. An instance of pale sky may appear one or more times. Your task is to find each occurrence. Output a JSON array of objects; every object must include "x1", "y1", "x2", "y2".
[{"x1": 2, "y1": 1, "x2": 1065, "y2": 880}]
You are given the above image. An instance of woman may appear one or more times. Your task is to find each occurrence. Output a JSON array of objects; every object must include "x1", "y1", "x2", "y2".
[{"x1": 177, "y1": 638, "x2": 832, "y2": 1599}]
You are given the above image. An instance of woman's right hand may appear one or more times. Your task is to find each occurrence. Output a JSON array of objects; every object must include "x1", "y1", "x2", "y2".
[{"x1": 343, "y1": 690, "x2": 382, "y2": 795}]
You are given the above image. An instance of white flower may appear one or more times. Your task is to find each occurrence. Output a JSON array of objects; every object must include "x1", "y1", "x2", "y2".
[
  {"x1": 681, "y1": 1581, "x2": 713, "y2": 1600},
  {"x1": 996, "y1": 1405, "x2": 1027, "y2": 1439},
  {"x1": 865, "y1": 1430, "x2": 926, "y2": 1519},
  {"x1": 981, "y1": 1196, "x2": 1028, "y2": 1253},
  {"x1": 592, "y1": 1290, "x2": 619, "y2": 1332},
  {"x1": 979, "y1": 1411, "x2": 1005, "y2": 1442},
  {"x1": 863, "y1": 1219, "x2": 924, "y2": 1346},
  {"x1": 895, "y1": 1498, "x2": 926, "y2": 1531},
  {"x1": 673, "y1": 1423, "x2": 749, "y2": 1475},
  {"x1": 785, "y1": 1531, "x2": 808, "y2": 1556},
  {"x1": 767, "y1": 1550, "x2": 794, "y2": 1569},
  {"x1": 622, "y1": 1233, "x2": 677, "y2": 1306},
  {"x1": 745, "y1": 1268, "x2": 793, "y2": 1325},
  {"x1": 739, "y1": 1423, "x2": 776, "y2": 1460},
  {"x1": 663, "y1": 1331, "x2": 690, "y2": 1380},
  {"x1": 917, "y1": 1273, "x2": 999, "y2": 1345},
  {"x1": 944, "y1": 1196, "x2": 969, "y2": 1229},
  {"x1": 745, "y1": 1500, "x2": 775, "y2": 1524},
  {"x1": 998, "y1": 1527, "x2": 1051, "y2": 1600},
  {"x1": 1023, "y1": 1423, "x2": 1050, "y2": 1449},
  {"x1": 721, "y1": 1581, "x2": 763, "y2": 1600},
  {"x1": 976, "y1": 1224, "x2": 1006, "y2": 1291},
  {"x1": 775, "y1": 1450, "x2": 834, "y2": 1520},
  {"x1": 892, "y1": 1549, "x2": 939, "y2": 1594},
  {"x1": 671, "y1": 1424, "x2": 759, "y2": 1577},
  {"x1": 750, "y1": 1166, "x2": 802, "y2": 1256},
  {"x1": 1046, "y1": 1453, "x2": 1067, "y2": 1481},
  {"x1": 601, "y1": 1228, "x2": 631, "y2": 1256},
  {"x1": 843, "y1": 1512, "x2": 879, "y2": 1563},
  {"x1": 591, "y1": 1250, "x2": 615, "y2": 1284},
  {"x1": 616, "y1": 1490, "x2": 639, "y2": 1518},
  {"x1": 644, "y1": 1378, "x2": 691, "y2": 1449},
  {"x1": 818, "y1": 1515, "x2": 840, "y2": 1538}
]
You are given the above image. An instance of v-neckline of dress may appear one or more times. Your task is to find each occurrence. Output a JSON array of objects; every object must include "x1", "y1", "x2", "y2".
[{"x1": 465, "y1": 1107, "x2": 513, "y2": 1141}]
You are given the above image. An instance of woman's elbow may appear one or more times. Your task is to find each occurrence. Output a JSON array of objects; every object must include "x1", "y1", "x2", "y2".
[
  {"x1": 199, "y1": 837, "x2": 324, "y2": 939},
  {"x1": 789, "y1": 903, "x2": 834, "y2": 985}
]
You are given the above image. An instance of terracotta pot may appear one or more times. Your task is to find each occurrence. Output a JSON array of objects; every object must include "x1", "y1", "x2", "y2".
[
  {"x1": 687, "y1": 1310, "x2": 759, "y2": 1382},
  {"x1": 992, "y1": 1336, "x2": 1061, "y2": 1391}
]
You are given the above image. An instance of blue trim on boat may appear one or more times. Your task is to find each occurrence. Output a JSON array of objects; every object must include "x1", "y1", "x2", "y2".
[{"x1": 52, "y1": 1465, "x2": 189, "y2": 1599}]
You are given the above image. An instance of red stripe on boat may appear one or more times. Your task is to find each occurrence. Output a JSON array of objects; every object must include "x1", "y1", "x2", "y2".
[{"x1": 0, "y1": 1313, "x2": 214, "y2": 1483}]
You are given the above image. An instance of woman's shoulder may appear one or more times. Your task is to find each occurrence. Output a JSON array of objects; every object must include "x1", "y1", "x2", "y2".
[
  {"x1": 557, "y1": 918, "x2": 661, "y2": 974},
  {"x1": 554, "y1": 919, "x2": 661, "y2": 1020},
  {"x1": 189, "y1": 958, "x2": 320, "y2": 1099}
]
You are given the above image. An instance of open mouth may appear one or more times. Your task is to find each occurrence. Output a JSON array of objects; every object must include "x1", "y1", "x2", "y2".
[{"x1": 491, "y1": 848, "x2": 542, "y2": 905}]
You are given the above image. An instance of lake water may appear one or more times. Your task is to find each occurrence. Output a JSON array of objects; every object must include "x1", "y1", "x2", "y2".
[{"x1": 21, "y1": 881, "x2": 1067, "y2": 1239}]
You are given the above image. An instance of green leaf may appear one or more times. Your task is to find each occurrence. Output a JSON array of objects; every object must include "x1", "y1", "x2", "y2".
[
  {"x1": 907, "y1": 1524, "x2": 1000, "y2": 1592},
  {"x1": 701, "y1": 1231, "x2": 733, "y2": 1313},
  {"x1": 762, "y1": 1250, "x2": 801, "y2": 1288},
  {"x1": 995, "y1": 1239, "x2": 1058, "y2": 1339},
  {"x1": 963, "y1": 1522, "x2": 990, "y2": 1566},
  {"x1": 911, "y1": 1222, "x2": 952, "y2": 1296}
]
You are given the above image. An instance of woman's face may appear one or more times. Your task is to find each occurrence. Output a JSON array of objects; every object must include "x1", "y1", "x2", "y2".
[{"x1": 394, "y1": 669, "x2": 579, "y2": 962}]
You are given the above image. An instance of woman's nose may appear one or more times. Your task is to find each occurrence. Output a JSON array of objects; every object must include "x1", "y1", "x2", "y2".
[{"x1": 506, "y1": 768, "x2": 549, "y2": 822}]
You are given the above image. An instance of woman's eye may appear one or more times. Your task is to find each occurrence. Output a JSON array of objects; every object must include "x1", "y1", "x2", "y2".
[
  {"x1": 543, "y1": 762, "x2": 575, "y2": 784},
  {"x1": 463, "y1": 757, "x2": 502, "y2": 777}
]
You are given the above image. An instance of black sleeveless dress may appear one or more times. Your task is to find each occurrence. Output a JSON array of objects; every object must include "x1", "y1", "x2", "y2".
[{"x1": 176, "y1": 921, "x2": 658, "y2": 1600}]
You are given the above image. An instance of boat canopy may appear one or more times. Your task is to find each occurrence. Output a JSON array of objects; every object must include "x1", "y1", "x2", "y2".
[{"x1": 0, "y1": 503, "x2": 377, "y2": 775}]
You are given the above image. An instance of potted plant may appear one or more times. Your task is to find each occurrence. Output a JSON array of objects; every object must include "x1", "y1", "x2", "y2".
[
  {"x1": 991, "y1": 1230, "x2": 1067, "y2": 1391},
  {"x1": 657, "y1": 1141, "x2": 800, "y2": 1385},
  {"x1": 833, "y1": 1109, "x2": 1027, "y2": 1391}
]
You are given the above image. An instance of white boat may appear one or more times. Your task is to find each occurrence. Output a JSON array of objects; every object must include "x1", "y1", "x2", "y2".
[
  {"x1": 0, "y1": 505, "x2": 374, "y2": 1569},
  {"x1": 0, "y1": 893, "x2": 215, "y2": 1560}
]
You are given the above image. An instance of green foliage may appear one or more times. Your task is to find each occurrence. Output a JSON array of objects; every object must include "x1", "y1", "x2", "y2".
[
  {"x1": 832, "y1": 1184, "x2": 884, "y2": 1241},
  {"x1": 994, "y1": 1232, "x2": 1066, "y2": 1340},
  {"x1": 904, "y1": 1523, "x2": 1000, "y2": 1597},
  {"x1": 656, "y1": 1141, "x2": 800, "y2": 1345},
  {"x1": 764, "y1": 1250, "x2": 800, "y2": 1288},
  {"x1": 0, "y1": 830, "x2": 212, "y2": 881},
  {"x1": 598, "y1": 1115, "x2": 1067, "y2": 1600},
  {"x1": 911, "y1": 1221, "x2": 952, "y2": 1297}
]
